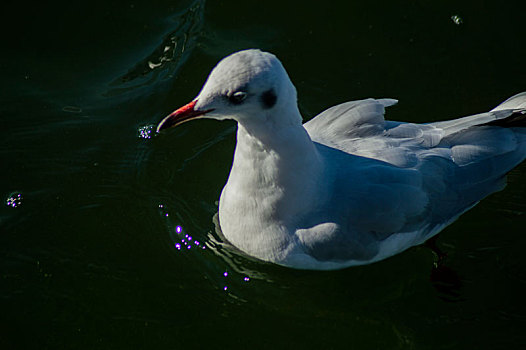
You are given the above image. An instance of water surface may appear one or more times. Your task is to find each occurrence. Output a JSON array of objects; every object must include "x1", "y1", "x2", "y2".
[{"x1": 1, "y1": 1, "x2": 525, "y2": 348}]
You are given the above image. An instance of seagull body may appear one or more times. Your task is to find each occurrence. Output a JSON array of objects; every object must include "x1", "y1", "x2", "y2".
[{"x1": 157, "y1": 49, "x2": 526, "y2": 270}]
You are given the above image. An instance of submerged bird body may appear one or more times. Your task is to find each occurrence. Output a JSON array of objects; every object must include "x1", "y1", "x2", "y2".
[{"x1": 157, "y1": 49, "x2": 526, "y2": 270}]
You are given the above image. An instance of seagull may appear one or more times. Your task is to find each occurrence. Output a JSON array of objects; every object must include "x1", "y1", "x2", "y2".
[{"x1": 157, "y1": 49, "x2": 526, "y2": 270}]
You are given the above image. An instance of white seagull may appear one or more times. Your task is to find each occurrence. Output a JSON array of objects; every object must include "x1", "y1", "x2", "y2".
[{"x1": 157, "y1": 49, "x2": 526, "y2": 270}]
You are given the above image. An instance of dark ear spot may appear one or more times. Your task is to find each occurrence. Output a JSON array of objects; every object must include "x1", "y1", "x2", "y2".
[{"x1": 261, "y1": 89, "x2": 277, "y2": 109}]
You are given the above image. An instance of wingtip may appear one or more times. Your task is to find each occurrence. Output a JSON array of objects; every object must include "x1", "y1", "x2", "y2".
[
  {"x1": 377, "y1": 98, "x2": 398, "y2": 108},
  {"x1": 491, "y1": 92, "x2": 526, "y2": 112}
]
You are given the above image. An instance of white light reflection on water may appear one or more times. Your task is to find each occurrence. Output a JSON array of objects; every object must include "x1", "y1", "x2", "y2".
[
  {"x1": 223, "y1": 272, "x2": 228, "y2": 291},
  {"x1": 159, "y1": 208, "x2": 265, "y2": 297},
  {"x1": 159, "y1": 203, "x2": 206, "y2": 251},
  {"x1": 451, "y1": 15, "x2": 463, "y2": 25},
  {"x1": 176, "y1": 228, "x2": 206, "y2": 251},
  {"x1": 6, "y1": 192, "x2": 23, "y2": 208},
  {"x1": 137, "y1": 124, "x2": 156, "y2": 139},
  {"x1": 221, "y1": 270, "x2": 251, "y2": 293}
]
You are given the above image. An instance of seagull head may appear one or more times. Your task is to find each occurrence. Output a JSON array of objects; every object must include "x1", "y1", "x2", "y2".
[{"x1": 157, "y1": 49, "x2": 301, "y2": 133}]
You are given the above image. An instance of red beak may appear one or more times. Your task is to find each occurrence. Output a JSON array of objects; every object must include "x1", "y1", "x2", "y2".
[{"x1": 156, "y1": 100, "x2": 212, "y2": 132}]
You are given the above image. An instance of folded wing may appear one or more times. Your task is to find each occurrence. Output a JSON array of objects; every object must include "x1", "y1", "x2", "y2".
[{"x1": 302, "y1": 93, "x2": 526, "y2": 259}]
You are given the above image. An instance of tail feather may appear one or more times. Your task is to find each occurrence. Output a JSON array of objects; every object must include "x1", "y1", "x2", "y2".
[
  {"x1": 423, "y1": 93, "x2": 526, "y2": 225},
  {"x1": 484, "y1": 110, "x2": 526, "y2": 127},
  {"x1": 431, "y1": 92, "x2": 526, "y2": 135},
  {"x1": 491, "y1": 92, "x2": 526, "y2": 111},
  {"x1": 485, "y1": 92, "x2": 526, "y2": 127}
]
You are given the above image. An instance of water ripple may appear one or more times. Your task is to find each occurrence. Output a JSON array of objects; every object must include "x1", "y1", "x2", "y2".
[{"x1": 106, "y1": 0, "x2": 205, "y2": 97}]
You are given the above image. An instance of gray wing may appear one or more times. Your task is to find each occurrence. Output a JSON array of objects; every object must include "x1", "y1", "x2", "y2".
[{"x1": 302, "y1": 94, "x2": 526, "y2": 258}]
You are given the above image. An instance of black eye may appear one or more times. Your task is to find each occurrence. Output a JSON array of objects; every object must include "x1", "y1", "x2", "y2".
[{"x1": 228, "y1": 91, "x2": 248, "y2": 105}]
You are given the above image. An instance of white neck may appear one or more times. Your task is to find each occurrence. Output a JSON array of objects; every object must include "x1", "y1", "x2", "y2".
[{"x1": 218, "y1": 113, "x2": 324, "y2": 261}]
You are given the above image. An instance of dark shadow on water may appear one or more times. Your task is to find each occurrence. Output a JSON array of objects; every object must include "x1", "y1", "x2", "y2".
[{"x1": 425, "y1": 235, "x2": 465, "y2": 302}]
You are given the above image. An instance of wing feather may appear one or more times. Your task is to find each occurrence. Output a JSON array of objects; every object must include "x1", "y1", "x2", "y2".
[{"x1": 301, "y1": 94, "x2": 526, "y2": 256}]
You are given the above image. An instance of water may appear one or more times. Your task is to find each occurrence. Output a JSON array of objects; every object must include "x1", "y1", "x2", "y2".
[{"x1": 1, "y1": 1, "x2": 525, "y2": 348}]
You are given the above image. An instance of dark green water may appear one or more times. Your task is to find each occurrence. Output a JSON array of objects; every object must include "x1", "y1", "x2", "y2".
[{"x1": 2, "y1": 1, "x2": 525, "y2": 348}]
